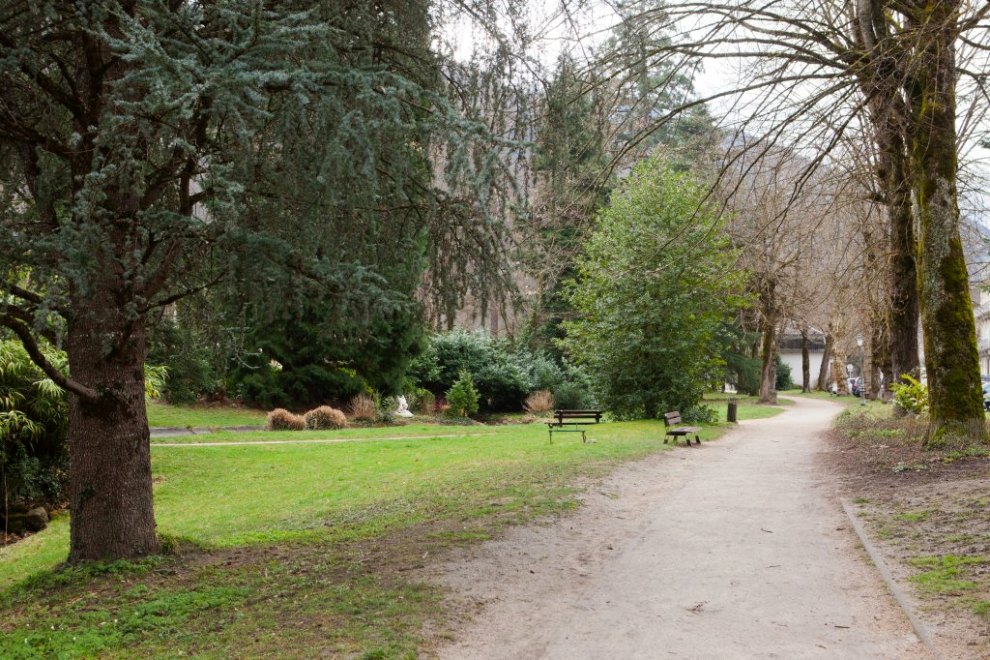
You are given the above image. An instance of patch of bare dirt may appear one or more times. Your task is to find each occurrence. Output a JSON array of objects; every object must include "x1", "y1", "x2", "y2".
[{"x1": 823, "y1": 407, "x2": 990, "y2": 658}]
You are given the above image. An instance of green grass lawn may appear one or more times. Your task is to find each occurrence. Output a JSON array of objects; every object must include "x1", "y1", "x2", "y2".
[
  {"x1": 1, "y1": 400, "x2": 786, "y2": 657},
  {"x1": 146, "y1": 401, "x2": 268, "y2": 428},
  {"x1": 703, "y1": 393, "x2": 790, "y2": 421}
]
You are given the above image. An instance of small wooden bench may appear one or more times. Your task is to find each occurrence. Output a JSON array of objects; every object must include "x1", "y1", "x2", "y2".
[
  {"x1": 663, "y1": 411, "x2": 700, "y2": 445},
  {"x1": 547, "y1": 409, "x2": 602, "y2": 443}
]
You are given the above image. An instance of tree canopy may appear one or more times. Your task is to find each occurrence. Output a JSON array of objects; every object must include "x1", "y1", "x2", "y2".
[
  {"x1": 562, "y1": 157, "x2": 745, "y2": 419},
  {"x1": 0, "y1": 0, "x2": 524, "y2": 561}
]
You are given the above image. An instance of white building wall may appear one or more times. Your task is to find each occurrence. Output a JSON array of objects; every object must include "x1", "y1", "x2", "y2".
[{"x1": 780, "y1": 349, "x2": 826, "y2": 387}]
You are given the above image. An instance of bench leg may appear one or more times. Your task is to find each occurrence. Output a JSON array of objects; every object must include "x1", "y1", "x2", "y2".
[
  {"x1": 549, "y1": 429, "x2": 553, "y2": 444},
  {"x1": 695, "y1": 434, "x2": 701, "y2": 445},
  {"x1": 581, "y1": 429, "x2": 587, "y2": 443},
  {"x1": 663, "y1": 435, "x2": 669, "y2": 444}
]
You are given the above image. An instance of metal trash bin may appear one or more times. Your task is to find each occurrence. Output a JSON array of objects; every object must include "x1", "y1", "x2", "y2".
[{"x1": 727, "y1": 399, "x2": 738, "y2": 423}]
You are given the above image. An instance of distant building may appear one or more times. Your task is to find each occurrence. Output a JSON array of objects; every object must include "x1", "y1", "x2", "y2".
[{"x1": 779, "y1": 328, "x2": 827, "y2": 386}]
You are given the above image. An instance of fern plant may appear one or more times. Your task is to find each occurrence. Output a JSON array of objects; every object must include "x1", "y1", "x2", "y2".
[{"x1": 0, "y1": 341, "x2": 69, "y2": 509}]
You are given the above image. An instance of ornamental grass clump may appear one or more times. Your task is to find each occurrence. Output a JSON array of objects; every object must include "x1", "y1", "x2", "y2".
[
  {"x1": 524, "y1": 390, "x2": 555, "y2": 414},
  {"x1": 304, "y1": 405, "x2": 348, "y2": 430},
  {"x1": 266, "y1": 408, "x2": 306, "y2": 431},
  {"x1": 348, "y1": 394, "x2": 377, "y2": 422}
]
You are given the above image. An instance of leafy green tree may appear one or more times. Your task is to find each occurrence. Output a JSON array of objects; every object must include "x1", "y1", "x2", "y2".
[
  {"x1": 562, "y1": 158, "x2": 745, "y2": 419},
  {"x1": 523, "y1": 32, "x2": 716, "y2": 359},
  {"x1": 0, "y1": 1, "x2": 519, "y2": 562}
]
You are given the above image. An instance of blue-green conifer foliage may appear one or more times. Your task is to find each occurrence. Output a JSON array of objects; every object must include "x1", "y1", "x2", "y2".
[{"x1": 0, "y1": 0, "x2": 519, "y2": 561}]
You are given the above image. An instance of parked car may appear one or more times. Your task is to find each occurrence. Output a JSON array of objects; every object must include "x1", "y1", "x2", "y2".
[
  {"x1": 849, "y1": 377, "x2": 863, "y2": 397},
  {"x1": 982, "y1": 382, "x2": 990, "y2": 411}
]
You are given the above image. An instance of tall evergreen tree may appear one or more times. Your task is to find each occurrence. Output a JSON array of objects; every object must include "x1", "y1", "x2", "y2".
[{"x1": 0, "y1": 1, "x2": 520, "y2": 562}]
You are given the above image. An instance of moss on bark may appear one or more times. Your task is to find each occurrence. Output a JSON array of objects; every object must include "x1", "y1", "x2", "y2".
[{"x1": 908, "y1": 0, "x2": 987, "y2": 447}]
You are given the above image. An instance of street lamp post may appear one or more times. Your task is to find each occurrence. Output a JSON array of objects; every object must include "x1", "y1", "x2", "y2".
[{"x1": 855, "y1": 335, "x2": 866, "y2": 406}]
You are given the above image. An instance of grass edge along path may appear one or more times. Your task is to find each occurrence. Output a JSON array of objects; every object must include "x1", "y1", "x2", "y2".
[{"x1": 1, "y1": 404, "x2": 784, "y2": 658}]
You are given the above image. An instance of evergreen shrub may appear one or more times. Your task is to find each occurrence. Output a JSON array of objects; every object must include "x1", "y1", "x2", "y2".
[
  {"x1": 408, "y1": 388, "x2": 435, "y2": 415},
  {"x1": 376, "y1": 396, "x2": 397, "y2": 423},
  {"x1": 775, "y1": 355, "x2": 793, "y2": 391},
  {"x1": 148, "y1": 320, "x2": 221, "y2": 404},
  {"x1": 409, "y1": 330, "x2": 595, "y2": 413},
  {"x1": 446, "y1": 371, "x2": 479, "y2": 418}
]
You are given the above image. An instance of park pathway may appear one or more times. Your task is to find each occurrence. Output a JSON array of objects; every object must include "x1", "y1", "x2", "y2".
[{"x1": 430, "y1": 396, "x2": 931, "y2": 659}]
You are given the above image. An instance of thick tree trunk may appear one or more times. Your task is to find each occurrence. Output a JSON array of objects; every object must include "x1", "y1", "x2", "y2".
[
  {"x1": 800, "y1": 328, "x2": 810, "y2": 393},
  {"x1": 872, "y1": 99, "x2": 920, "y2": 384},
  {"x1": 66, "y1": 286, "x2": 158, "y2": 563},
  {"x1": 872, "y1": 320, "x2": 889, "y2": 400},
  {"x1": 909, "y1": 1, "x2": 985, "y2": 446},
  {"x1": 817, "y1": 332, "x2": 833, "y2": 391},
  {"x1": 831, "y1": 354, "x2": 849, "y2": 395},
  {"x1": 758, "y1": 322, "x2": 778, "y2": 404}
]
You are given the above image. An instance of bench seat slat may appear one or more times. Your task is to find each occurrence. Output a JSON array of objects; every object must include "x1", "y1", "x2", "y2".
[{"x1": 663, "y1": 411, "x2": 701, "y2": 446}]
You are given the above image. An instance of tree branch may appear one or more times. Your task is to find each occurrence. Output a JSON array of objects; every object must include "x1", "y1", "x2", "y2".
[{"x1": 0, "y1": 313, "x2": 98, "y2": 401}]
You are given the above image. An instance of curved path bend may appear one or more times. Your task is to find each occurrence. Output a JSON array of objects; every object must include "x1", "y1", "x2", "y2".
[{"x1": 428, "y1": 396, "x2": 931, "y2": 659}]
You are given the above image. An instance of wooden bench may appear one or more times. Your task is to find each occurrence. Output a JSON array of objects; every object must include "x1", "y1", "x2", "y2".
[
  {"x1": 547, "y1": 409, "x2": 602, "y2": 443},
  {"x1": 663, "y1": 411, "x2": 700, "y2": 445}
]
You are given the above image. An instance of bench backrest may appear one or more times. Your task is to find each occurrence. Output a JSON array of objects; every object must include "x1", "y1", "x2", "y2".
[
  {"x1": 554, "y1": 409, "x2": 602, "y2": 423},
  {"x1": 663, "y1": 411, "x2": 682, "y2": 427}
]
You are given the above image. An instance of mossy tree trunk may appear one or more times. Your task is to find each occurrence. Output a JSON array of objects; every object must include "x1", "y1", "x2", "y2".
[
  {"x1": 872, "y1": 321, "x2": 890, "y2": 400},
  {"x1": 908, "y1": 0, "x2": 985, "y2": 446},
  {"x1": 800, "y1": 327, "x2": 811, "y2": 393}
]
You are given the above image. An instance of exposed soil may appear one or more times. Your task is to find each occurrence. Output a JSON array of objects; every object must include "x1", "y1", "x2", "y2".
[{"x1": 824, "y1": 406, "x2": 990, "y2": 658}]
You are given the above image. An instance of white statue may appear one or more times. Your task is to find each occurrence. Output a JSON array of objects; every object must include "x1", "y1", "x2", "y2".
[{"x1": 395, "y1": 395, "x2": 414, "y2": 418}]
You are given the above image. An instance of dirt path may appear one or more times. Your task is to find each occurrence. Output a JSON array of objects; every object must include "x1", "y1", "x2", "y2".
[{"x1": 425, "y1": 397, "x2": 932, "y2": 659}]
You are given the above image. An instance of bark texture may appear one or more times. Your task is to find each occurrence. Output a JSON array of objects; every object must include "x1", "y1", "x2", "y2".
[
  {"x1": 66, "y1": 285, "x2": 158, "y2": 563},
  {"x1": 872, "y1": 321, "x2": 890, "y2": 400},
  {"x1": 800, "y1": 328, "x2": 810, "y2": 393},
  {"x1": 885, "y1": 141, "x2": 920, "y2": 383},
  {"x1": 908, "y1": 0, "x2": 986, "y2": 445},
  {"x1": 757, "y1": 280, "x2": 778, "y2": 404},
  {"x1": 817, "y1": 332, "x2": 834, "y2": 391}
]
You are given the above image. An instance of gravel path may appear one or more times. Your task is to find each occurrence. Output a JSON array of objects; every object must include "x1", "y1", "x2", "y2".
[{"x1": 427, "y1": 396, "x2": 932, "y2": 659}]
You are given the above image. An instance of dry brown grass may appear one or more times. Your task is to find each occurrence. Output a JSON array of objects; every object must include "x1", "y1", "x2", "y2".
[
  {"x1": 523, "y1": 390, "x2": 555, "y2": 414},
  {"x1": 349, "y1": 394, "x2": 377, "y2": 421},
  {"x1": 303, "y1": 405, "x2": 348, "y2": 430},
  {"x1": 266, "y1": 408, "x2": 306, "y2": 431}
]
